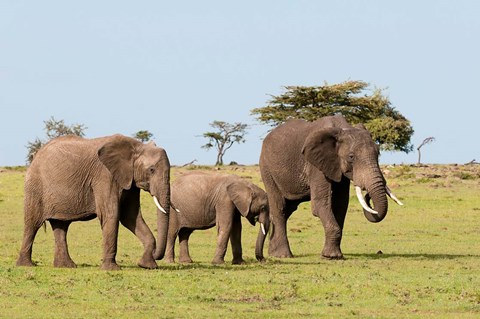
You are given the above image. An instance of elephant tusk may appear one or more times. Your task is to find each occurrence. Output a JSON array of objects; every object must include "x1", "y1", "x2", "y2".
[
  {"x1": 171, "y1": 203, "x2": 181, "y2": 213},
  {"x1": 153, "y1": 196, "x2": 168, "y2": 214},
  {"x1": 355, "y1": 186, "x2": 379, "y2": 215},
  {"x1": 260, "y1": 223, "x2": 266, "y2": 236},
  {"x1": 386, "y1": 186, "x2": 404, "y2": 206}
]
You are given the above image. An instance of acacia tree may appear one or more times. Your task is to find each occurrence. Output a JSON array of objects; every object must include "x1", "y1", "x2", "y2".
[
  {"x1": 202, "y1": 121, "x2": 248, "y2": 166},
  {"x1": 133, "y1": 130, "x2": 154, "y2": 142},
  {"x1": 417, "y1": 137, "x2": 435, "y2": 165},
  {"x1": 251, "y1": 80, "x2": 414, "y2": 153},
  {"x1": 26, "y1": 117, "x2": 87, "y2": 164}
]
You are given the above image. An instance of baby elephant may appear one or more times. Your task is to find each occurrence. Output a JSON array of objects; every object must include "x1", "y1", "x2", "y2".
[{"x1": 163, "y1": 172, "x2": 269, "y2": 265}]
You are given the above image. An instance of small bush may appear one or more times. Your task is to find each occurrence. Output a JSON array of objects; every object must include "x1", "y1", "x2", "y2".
[{"x1": 454, "y1": 172, "x2": 477, "y2": 180}]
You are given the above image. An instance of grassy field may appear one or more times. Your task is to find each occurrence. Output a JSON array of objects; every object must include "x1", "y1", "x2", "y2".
[{"x1": 0, "y1": 164, "x2": 479, "y2": 318}]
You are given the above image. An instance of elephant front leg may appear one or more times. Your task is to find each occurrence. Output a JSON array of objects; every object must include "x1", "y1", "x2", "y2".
[
  {"x1": 267, "y1": 193, "x2": 294, "y2": 258},
  {"x1": 268, "y1": 213, "x2": 294, "y2": 258},
  {"x1": 164, "y1": 235, "x2": 176, "y2": 264},
  {"x1": 50, "y1": 220, "x2": 77, "y2": 268},
  {"x1": 178, "y1": 228, "x2": 194, "y2": 263},
  {"x1": 315, "y1": 201, "x2": 343, "y2": 259},
  {"x1": 120, "y1": 211, "x2": 157, "y2": 269},
  {"x1": 230, "y1": 214, "x2": 245, "y2": 265},
  {"x1": 101, "y1": 226, "x2": 121, "y2": 270},
  {"x1": 99, "y1": 213, "x2": 121, "y2": 271},
  {"x1": 312, "y1": 179, "x2": 344, "y2": 259},
  {"x1": 119, "y1": 189, "x2": 157, "y2": 269},
  {"x1": 212, "y1": 223, "x2": 232, "y2": 265}
]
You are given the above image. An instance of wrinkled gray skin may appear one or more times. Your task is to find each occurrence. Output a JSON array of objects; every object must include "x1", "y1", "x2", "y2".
[
  {"x1": 16, "y1": 134, "x2": 171, "y2": 270},
  {"x1": 260, "y1": 115, "x2": 393, "y2": 259},
  {"x1": 163, "y1": 172, "x2": 269, "y2": 265}
]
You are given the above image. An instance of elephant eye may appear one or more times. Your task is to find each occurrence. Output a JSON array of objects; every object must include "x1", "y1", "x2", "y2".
[
  {"x1": 348, "y1": 154, "x2": 355, "y2": 163},
  {"x1": 149, "y1": 166, "x2": 156, "y2": 174}
]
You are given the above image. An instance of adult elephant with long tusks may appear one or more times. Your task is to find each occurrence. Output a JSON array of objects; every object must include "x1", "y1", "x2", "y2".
[
  {"x1": 259, "y1": 115, "x2": 403, "y2": 259},
  {"x1": 161, "y1": 172, "x2": 269, "y2": 265},
  {"x1": 16, "y1": 134, "x2": 171, "y2": 270}
]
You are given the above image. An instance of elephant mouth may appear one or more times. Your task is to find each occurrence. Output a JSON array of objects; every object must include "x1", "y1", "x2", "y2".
[
  {"x1": 247, "y1": 216, "x2": 258, "y2": 227},
  {"x1": 136, "y1": 181, "x2": 150, "y2": 191},
  {"x1": 248, "y1": 216, "x2": 266, "y2": 235}
]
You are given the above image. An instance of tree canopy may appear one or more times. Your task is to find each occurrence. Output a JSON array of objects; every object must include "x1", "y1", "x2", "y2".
[
  {"x1": 26, "y1": 117, "x2": 87, "y2": 164},
  {"x1": 133, "y1": 130, "x2": 154, "y2": 143},
  {"x1": 202, "y1": 121, "x2": 248, "y2": 166},
  {"x1": 251, "y1": 80, "x2": 414, "y2": 153}
]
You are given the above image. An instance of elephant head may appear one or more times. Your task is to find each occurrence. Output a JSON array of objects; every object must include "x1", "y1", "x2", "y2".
[
  {"x1": 302, "y1": 125, "x2": 402, "y2": 223},
  {"x1": 97, "y1": 136, "x2": 171, "y2": 259},
  {"x1": 226, "y1": 181, "x2": 270, "y2": 261}
]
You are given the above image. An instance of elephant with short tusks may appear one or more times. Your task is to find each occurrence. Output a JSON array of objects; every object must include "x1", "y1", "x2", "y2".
[
  {"x1": 16, "y1": 134, "x2": 171, "y2": 270},
  {"x1": 162, "y1": 172, "x2": 269, "y2": 265},
  {"x1": 260, "y1": 115, "x2": 403, "y2": 259}
]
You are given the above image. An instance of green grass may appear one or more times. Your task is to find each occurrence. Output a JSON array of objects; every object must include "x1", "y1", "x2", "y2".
[{"x1": 0, "y1": 165, "x2": 479, "y2": 318}]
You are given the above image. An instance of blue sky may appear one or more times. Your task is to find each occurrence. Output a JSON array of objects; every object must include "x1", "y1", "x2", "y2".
[{"x1": 1, "y1": 1, "x2": 479, "y2": 166}]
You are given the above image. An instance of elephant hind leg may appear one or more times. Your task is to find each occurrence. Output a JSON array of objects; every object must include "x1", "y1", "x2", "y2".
[
  {"x1": 16, "y1": 221, "x2": 43, "y2": 267},
  {"x1": 50, "y1": 220, "x2": 77, "y2": 268}
]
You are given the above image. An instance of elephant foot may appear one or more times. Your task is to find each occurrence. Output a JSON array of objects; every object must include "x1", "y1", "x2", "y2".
[
  {"x1": 321, "y1": 246, "x2": 344, "y2": 260},
  {"x1": 163, "y1": 257, "x2": 175, "y2": 264},
  {"x1": 100, "y1": 261, "x2": 121, "y2": 271},
  {"x1": 16, "y1": 257, "x2": 35, "y2": 267},
  {"x1": 138, "y1": 257, "x2": 158, "y2": 269},
  {"x1": 211, "y1": 258, "x2": 225, "y2": 265},
  {"x1": 232, "y1": 258, "x2": 245, "y2": 265},
  {"x1": 256, "y1": 255, "x2": 266, "y2": 263},
  {"x1": 54, "y1": 258, "x2": 77, "y2": 268},
  {"x1": 179, "y1": 257, "x2": 193, "y2": 264},
  {"x1": 268, "y1": 247, "x2": 294, "y2": 258},
  {"x1": 321, "y1": 254, "x2": 344, "y2": 260}
]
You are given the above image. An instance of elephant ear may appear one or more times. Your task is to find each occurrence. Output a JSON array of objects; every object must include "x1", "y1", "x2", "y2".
[
  {"x1": 226, "y1": 182, "x2": 252, "y2": 217},
  {"x1": 301, "y1": 127, "x2": 343, "y2": 182},
  {"x1": 98, "y1": 136, "x2": 135, "y2": 190}
]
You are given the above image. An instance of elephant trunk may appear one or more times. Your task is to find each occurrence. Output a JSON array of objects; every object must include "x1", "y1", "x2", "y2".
[
  {"x1": 152, "y1": 167, "x2": 171, "y2": 260},
  {"x1": 153, "y1": 207, "x2": 169, "y2": 259},
  {"x1": 362, "y1": 179, "x2": 388, "y2": 223},
  {"x1": 255, "y1": 212, "x2": 270, "y2": 261}
]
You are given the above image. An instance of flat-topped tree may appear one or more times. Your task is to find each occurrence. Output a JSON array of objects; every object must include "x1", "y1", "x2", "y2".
[
  {"x1": 202, "y1": 121, "x2": 248, "y2": 166},
  {"x1": 251, "y1": 80, "x2": 414, "y2": 154}
]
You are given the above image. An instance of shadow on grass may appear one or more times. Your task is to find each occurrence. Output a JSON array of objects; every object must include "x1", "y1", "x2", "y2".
[
  {"x1": 70, "y1": 259, "x2": 269, "y2": 271},
  {"x1": 346, "y1": 253, "x2": 480, "y2": 260},
  {"x1": 30, "y1": 253, "x2": 478, "y2": 270},
  {"x1": 256, "y1": 252, "x2": 480, "y2": 265}
]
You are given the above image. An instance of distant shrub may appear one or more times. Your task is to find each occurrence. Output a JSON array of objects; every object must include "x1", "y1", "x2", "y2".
[
  {"x1": 185, "y1": 165, "x2": 213, "y2": 171},
  {"x1": 454, "y1": 172, "x2": 477, "y2": 180},
  {"x1": 416, "y1": 177, "x2": 432, "y2": 184},
  {"x1": 2, "y1": 166, "x2": 27, "y2": 172},
  {"x1": 394, "y1": 165, "x2": 415, "y2": 179}
]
